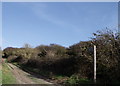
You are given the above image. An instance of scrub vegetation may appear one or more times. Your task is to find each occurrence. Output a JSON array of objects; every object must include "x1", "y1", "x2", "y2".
[{"x1": 2, "y1": 29, "x2": 120, "y2": 85}]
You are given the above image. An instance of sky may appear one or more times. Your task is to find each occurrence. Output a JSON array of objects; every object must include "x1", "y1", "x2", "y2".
[
  {"x1": 2, "y1": 2, "x2": 118, "y2": 49},
  {"x1": 0, "y1": 2, "x2": 2, "y2": 49}
]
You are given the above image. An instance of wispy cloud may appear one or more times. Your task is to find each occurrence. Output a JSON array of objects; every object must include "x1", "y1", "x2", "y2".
[{"x1": 25, "y1": 3, "x2": 80, "y2": 30}]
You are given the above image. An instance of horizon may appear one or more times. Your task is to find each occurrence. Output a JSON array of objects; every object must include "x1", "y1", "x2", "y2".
[{"x1": 2, "y1": 2, "x2": 118, "y2": 49}]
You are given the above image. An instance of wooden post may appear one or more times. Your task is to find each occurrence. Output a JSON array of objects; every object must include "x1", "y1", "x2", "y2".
[{"x1": 94, "y1": 45, "x2": 96, "y2": 83}]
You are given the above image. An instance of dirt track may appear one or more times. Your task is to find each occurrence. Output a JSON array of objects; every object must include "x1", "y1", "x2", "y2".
[{"x1": 7, "y1": 63, "x2": 54, "y2": 85}]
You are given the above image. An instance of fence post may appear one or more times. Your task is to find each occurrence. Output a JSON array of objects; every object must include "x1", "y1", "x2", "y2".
[{"x1": 94, "y1": 45, "x2": 96, "y2": 83}]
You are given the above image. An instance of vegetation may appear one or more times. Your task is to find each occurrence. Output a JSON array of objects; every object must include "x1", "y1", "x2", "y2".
[
  {"x1": 0, "y1": 47, "x2": 2, "y2": 85},
  {"x1": 2, "y1": 29, "x2": 120, "y2": 85},
  {"x1": 2, "y1": 63, "x2": 17, "y2": 84}
]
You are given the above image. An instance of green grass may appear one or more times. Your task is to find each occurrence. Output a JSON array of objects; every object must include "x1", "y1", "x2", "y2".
[
  {"x1": 2, "y1": 63, "x2": 17, "y2": 84},
  {"x1": 0, "y1": 70, "x2": 2, "y2": 85},
  {"x1": 65, "y1": 75, "x2": 93, "y2": 85},
  {"x1": 54, "y1": 75, "x2": 66, "y2": 79}
]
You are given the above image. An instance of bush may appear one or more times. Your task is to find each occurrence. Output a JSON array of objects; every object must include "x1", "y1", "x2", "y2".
[{"x1": 2, "y1": 29, "x2": 120, "y2": 84}]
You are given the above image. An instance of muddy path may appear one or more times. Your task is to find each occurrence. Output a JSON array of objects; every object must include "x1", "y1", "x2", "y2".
[{"x1": 7, "y1": 63, "x2": 54, "y2": 85}]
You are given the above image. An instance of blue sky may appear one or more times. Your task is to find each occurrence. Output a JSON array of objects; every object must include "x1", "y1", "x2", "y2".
[
  {"x1": 2, "y1": 2, "x2": 118, "y2": 49},
  {"x1": 0, "y1": 2, "x2": 2, "y2": 49}
]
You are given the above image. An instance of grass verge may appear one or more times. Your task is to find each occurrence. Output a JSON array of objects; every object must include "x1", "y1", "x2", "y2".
[
  {"x1": 2, "y1": 63, "x2": 17, "y2": 84},
  {"x1": 0, "y1": 69, "x2": 2, "y2": 85}
]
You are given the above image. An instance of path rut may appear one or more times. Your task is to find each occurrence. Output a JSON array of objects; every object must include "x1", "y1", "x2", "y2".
[{"x1": 7, "y1": 63, "x2": 54, "y2": 85}]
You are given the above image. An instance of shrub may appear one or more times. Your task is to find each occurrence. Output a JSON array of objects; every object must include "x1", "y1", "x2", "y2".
[{"x1": 2, "y1": 29, "x2": 120, "y2": 84}]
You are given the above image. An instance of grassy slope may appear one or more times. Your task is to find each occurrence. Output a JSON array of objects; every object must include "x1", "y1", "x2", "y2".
[
  {"x1": 2, "y1": 63, "x2": 17, "y2": 84},
  {"x1": 0, "y1": 68, "x2": 2, "y2": 85}
]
